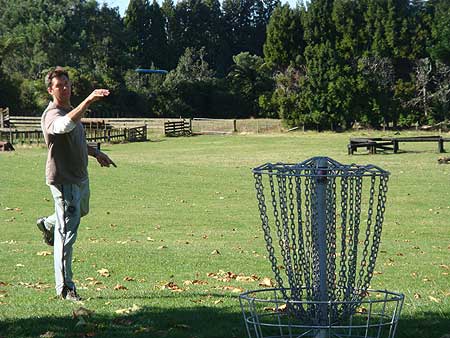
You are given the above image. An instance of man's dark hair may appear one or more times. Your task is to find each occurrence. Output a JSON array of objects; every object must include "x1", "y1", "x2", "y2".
[{"x1": 45, "y1": 66, "x2": 69, "y2": 88}]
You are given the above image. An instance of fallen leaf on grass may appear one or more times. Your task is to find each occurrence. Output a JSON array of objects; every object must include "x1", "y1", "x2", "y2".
[
  {"x1": 147, "y1": 237, "x2": 154, "y2": 241},
  {"x1": 157, "y1": 245, "x2": 168, "y2": 250},
  {"x1": 264, "y1": 304, "x2": 287, "y2": 313},
  {"x1": 113, "y1": 284, "x2": 128, "y2": 291},
  {"x1": 37, "y1": 251, "x2": 52, "y2": 256},
  {"x1": 356, "y1": 306, "x2": 368, "y2": 314},
  {"x1": 97, "y1": 268, "x2": 110, "y2": 277},
  {"x1": 115, "y1": 304, "x2": 141, "y2": 314},
  {"x1": 214, "y1": 299, "x2": 223, "y2": 305},
  {"x1": 85, "y1": 277, "x2": 102, "y2": 286},
  {"x1": 414, "y1": 293, "x2": 421, "y2": 299},
  {"x1": 1, "y1": 240, "x2": 16, "y2": 244},
  {"x1": 0, "y1": 282, "x2": 9, "y2": 286},
  {"x1": 259, "y1": 277, "x2": 275, "y2": 287},
  {"x1": 207, "y1": 270, "x2": 237, "y2": 282},
  {"x1": 123, "y1": 276, "x2": 135, "y2": 282},
  {"x1": 211, "y1": 249, "x2": 220, "y2": 255},
  {"x1": 73, "y1": 307, "x2": 94, "y2": 318},
  {"x1": 4, "y1": 207, "x2": 22, "y2": 212},
  {"x1": 183, "y1": 280, "x2": 208, "y2": 286},
  {"x1": 236, "y1": 274, "x2": 259, "y2": 282},
  {"x1": 429, "y1": 296, "x2": 441, "y2": 303},
  {"x1": 39, "y1": 331, "x2": 56, "y2": 338},
  {"x1": 18, "y1": 281, "x2": 51, "y2": 290},
  {"x1": 159, "y1": 282, "x2": 183, "y2": 292},
  {"x1": 15, "y1": 264, "x2": 24, "y2": 267}
]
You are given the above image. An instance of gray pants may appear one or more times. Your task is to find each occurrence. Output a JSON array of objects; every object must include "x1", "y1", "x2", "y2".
[{"x1": 44, "y1": 180, "x2": 90, "y2": 295}]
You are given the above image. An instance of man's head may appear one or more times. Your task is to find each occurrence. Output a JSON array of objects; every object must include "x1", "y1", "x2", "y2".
[{"x1": 45, "y1": 66, "x2": 71, "y2": 106}]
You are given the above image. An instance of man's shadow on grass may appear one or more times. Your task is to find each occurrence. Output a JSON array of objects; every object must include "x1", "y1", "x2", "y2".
[{"x1": 0, "y1": 304, "x2": 449, "y2": 338}]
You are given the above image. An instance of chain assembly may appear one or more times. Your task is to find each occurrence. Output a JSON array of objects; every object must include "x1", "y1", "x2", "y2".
[{"x1": 252, "y1": 157, "x2": 390, "y2": 325}]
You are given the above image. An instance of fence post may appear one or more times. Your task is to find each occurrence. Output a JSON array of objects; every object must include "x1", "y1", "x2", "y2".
[
  {"x1": 233, "y1": 119, "x2": 237, "y2": 133},
  {"x1": 438, "y1": 138, "x2": 444, "y2": 153}
]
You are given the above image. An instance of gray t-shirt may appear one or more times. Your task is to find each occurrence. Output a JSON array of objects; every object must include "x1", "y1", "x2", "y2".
[{"x1": 41, "y1": 102, "x2": 88, "y2": 185}]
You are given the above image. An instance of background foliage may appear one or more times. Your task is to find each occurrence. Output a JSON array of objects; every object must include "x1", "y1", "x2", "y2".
[{"x1": 0, "y1": 0, "x2": 449, "y2": 129}]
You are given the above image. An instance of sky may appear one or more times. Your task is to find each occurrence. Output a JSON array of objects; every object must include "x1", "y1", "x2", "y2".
[{"x1": 102, "y1": 0, "x2": 299, "y2": 17}]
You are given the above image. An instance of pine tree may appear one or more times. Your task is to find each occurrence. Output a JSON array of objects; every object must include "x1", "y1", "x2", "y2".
[
  {"x1": 148, "y1": 0, "x2": 168, "y2": 69},
  {"x1": 124, "y1": 0, "x2": 152, "y2": 67},
  {"x1": 430, "y1": 0, "x2": 450, "y2": 65},
  {"x1": 264, "y1": 5, "x2": 305, "y2": 68}
]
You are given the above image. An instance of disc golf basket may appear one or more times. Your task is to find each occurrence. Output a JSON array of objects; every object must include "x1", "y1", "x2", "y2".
[{"x1": 240, "y1": 157, "x2": 404, "y2": 338}]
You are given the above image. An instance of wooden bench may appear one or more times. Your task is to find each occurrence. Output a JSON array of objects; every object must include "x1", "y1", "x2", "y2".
[
  {"x1": 348, "y1": 138, "x2": 394, "y2": 155},
  {"x1": 349, "y1": 136, "x2": 450, "y2": 154}
]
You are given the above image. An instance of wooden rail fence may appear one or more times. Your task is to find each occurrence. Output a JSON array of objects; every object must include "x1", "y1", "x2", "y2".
[
  {"x1": 0, "y1": 108, "x2": 10, "y2": 128},
  {"x1": 164, "y1": 119, "x2": 192, "y2": 136},
  {"x1": 0, "y1": 125, "x2": 147, "y2": 145}
]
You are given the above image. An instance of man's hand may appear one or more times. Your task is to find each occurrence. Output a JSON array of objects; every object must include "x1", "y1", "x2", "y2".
[
  {"x1": 68, "y1": 89, "x2": 110, "y2": 122},
  {"x1": 86, "y1": 89, "x2": 110, "y2": 104},
  {"x1": 95, "y1": 151, "x2": 117, "y2": 168}
]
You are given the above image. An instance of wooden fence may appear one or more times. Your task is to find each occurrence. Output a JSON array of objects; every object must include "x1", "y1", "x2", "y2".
[
  {"x1": 0, "y1": 115, "x2": 283, "y2": 140},
  {"x1": 0, "y1": 125, "x2": 147, "y2": 145},
  {"x1": 0, "y1": 108, "x2": 10, "y2": 128},
  {"x1": 164, "y1": 119, "x2": 192, "y2": 136}
]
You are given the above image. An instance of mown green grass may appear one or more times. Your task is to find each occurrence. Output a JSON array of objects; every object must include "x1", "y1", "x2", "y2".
[{"x1": 0, "y1": 131, "x2": 449, "y2": 338}]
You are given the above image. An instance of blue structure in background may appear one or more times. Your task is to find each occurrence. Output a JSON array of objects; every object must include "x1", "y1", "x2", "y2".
[{"x1": 135, "y1": 68, "x2": 168, "y2": 75}]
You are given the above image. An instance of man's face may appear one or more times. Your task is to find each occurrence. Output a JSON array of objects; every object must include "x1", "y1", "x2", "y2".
[{"x1": 48, "y1": 75, "x2": 71, "y2": 103}]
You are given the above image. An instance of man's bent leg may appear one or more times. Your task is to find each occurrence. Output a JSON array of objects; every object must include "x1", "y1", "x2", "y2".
[{"x1": 50, "y1": 184, "x2": 81, "y2": 295}]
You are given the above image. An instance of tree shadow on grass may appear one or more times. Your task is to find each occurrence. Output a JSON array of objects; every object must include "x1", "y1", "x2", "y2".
[
  {"x1": 0, "y1": 305, "x2": 245, "y2": 338},
  {"x1": 1, "y1": 306, "x2": 449, "y2": 338},
  {"x1": 396, "y1": 312, "x2": 450, "y2": 338}
]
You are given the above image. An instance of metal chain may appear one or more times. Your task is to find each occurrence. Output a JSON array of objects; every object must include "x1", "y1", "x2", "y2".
[
  {"x1": 295, "y1": 175, "x2": 307, "y2": 304},
  {"x1": 254, "y1": 172, "x2": 286, "y2": 298},
  {"x1": 276, "y1": 175, "x2": 295, "y2": 296},
  {"x1": 252, "y1": 158, "x2": 389, "y2": 324},
  {"x1": 364, "y1": 175, "x2": 388, "y2": 288},
  {"x1": 303, "y1": 173, "x2": 313, "y2": 304},
  {"x1": 357, "y1": 175, "x2": 376, "y2": 291},
  {"x1": 337, "y1": 176, "x2": 349, "y2": 302},
  {"x1": 287, "y1": 176, "x2": 302, "y2": 301}
]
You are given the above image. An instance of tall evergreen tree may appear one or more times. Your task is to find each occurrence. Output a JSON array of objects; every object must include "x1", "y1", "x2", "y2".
[
  {"x1": 124, "y1": 0, "x2": 152, "y2": 67},
  {"x1": 430, "y1": 0, "x2": 450, "y2": 65},
  {"x1": 264, "y1": 5, "x2": 305, "y2": 68},
  {"x1": 161, "y1": 0, "x2": 178, "y2": 69},
  {"x1": 148, "y1": 0, "x2": 169, "y2": 69}
]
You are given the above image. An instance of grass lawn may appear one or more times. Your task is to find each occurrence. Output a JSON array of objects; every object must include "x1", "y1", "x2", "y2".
[{"x1": 0, "y1": 131, "x2": 449, "y2": 338}]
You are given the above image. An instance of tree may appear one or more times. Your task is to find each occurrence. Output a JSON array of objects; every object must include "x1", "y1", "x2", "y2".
[
  {"x1": 227, "y1": 52, "x2": 274, "y2": 117},
  {"x1": 161, "y1": 47, "x2": 215, "y2": 117},
  {"x1": 430, "y1": 0, "x2": 450, "y2": 65},
  {"x1": 148, "y1": 0, "x2": 169, "y2": 69},
  {"x1": 124, "y1": 0, "x2": 152, "y2": 67},
  {"x1": 264, "y1": 5, "x2": 305, "y2": 68}
]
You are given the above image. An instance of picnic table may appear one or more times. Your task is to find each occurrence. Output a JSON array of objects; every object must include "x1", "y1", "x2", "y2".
[{"x1": 348, "y1": 136, "x2": 450, "y2": 154}]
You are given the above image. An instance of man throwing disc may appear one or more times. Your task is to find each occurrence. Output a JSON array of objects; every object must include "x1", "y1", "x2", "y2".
[{"x1": 37, "y1": 66, "x2": 116, "y2": 301}]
